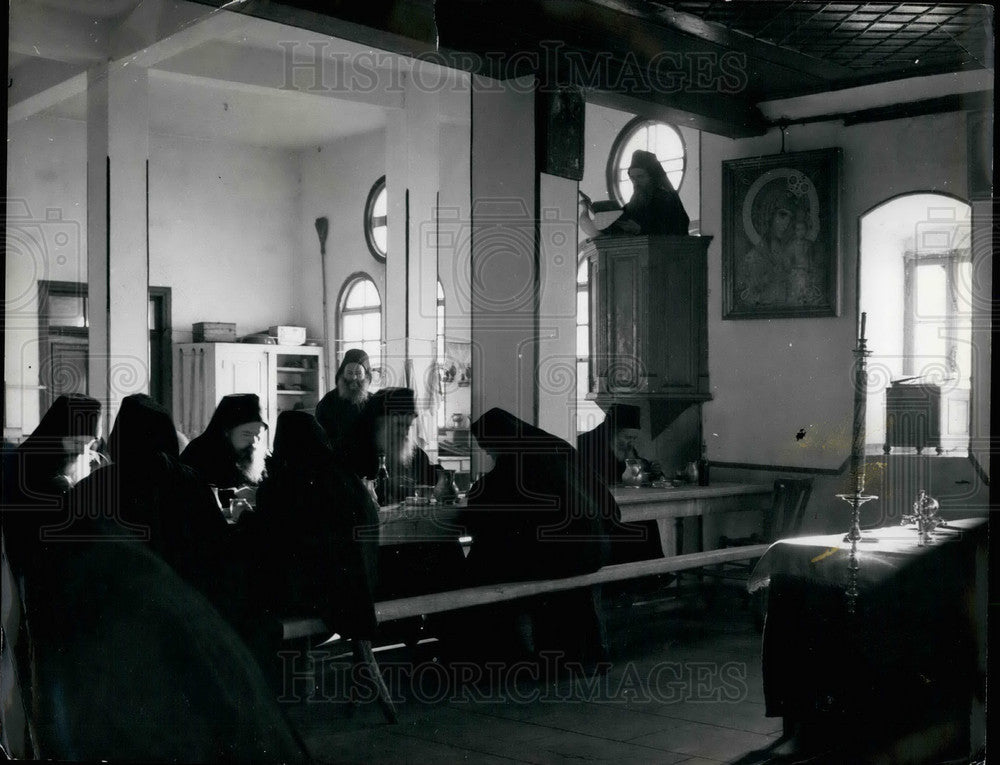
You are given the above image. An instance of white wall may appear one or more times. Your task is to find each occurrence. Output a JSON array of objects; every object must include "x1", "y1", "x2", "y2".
[
  {"x1": 537, "y1": 172, "x2": 580, "y2": 442},
  {"x1": 5, "y1": 116, "x2": 89, "y2": 435},
  {"x1": 149, "y1": 133, "x2": 300, "y2": 341},
  {"x1": 702, "y1": 111, "x2": 969, "y2": 470},
  {"x1": 6, "y1": 114, "x2": 305, "y2": 436},
  {"x1": 470, "y1": 76, "x2": 537, "y2": 425},
  {"x1": 295, "y1": 129, "x2": 387, "y2": 369}
]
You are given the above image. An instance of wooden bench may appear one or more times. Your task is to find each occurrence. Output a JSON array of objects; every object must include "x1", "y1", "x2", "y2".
[{"x1": 281, "y1": 544, "x2": 770, "y2": 641}]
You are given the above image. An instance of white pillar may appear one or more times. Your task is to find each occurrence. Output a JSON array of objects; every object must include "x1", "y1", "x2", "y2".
[
  {"x1": 536, "y1": 172, "x2": 579, "y2": 442},
  {"x1": 86, "y1": 62, "x2": 150, "y2": 432},
  {"x1": 469, "y1": 75, "x2": 538, "y2": 427}
]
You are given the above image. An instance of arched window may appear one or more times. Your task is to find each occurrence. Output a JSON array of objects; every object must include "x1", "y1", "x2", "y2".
[
  {"x1": 364, "y1": 175, "x2": 387, "y2": 263},
  {"x1": 338, "y1": 274, "x2": 382, "y2": 371},
  {"x1": 607, "y1": 118, "x2": 686, "y2": 205},
  {"x1": 859, "y1": 193, "x2": 972, "y2": 455},
  {"x1": 576, "y1": 256, "x2": 603, "y2": 434}
]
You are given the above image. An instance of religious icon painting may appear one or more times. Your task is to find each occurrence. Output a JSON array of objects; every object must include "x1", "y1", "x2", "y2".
[{"x1": 722, "y1": 148, "x2": 841, "y2": 319}]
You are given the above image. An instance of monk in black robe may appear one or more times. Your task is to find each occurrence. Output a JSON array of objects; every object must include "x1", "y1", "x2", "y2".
[
  {"x1": 1, "y1": 394, "x2": 102, "y2": 578},
  {"x1": 180, "y1": 393, "x2": 268, "y2": 491},
  {"x1": 315, "y1": 347, "x2": 371, "y2": 449},
  {"x1": 340, "y1": 388, "x2": 462, "y2": 600},
  {"x1": 577, "y1": 403, "x2": 663, "y2": 561},
  {"x1": 254, "y1": 410, "x2": 379, "y2": 641},
  {"x1": 63, "y1": 394, "x2": 231, "y2": 615},
  {"x1": 456, "y1": 408, "x2": 614, "y2": 669}
]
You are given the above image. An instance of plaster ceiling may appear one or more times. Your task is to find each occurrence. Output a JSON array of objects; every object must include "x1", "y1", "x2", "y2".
[
  {"x1": 42, "y1": 68, "x2": 388, "y2": 149},
  {"x1": 8, "y1": 1, "x2": 391, "y2": 148},
  {"x1": 7, "y1": 0, "x2": 995, "y2": 141}
]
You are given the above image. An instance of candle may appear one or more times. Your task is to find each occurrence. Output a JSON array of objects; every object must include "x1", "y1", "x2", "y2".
[{"x1": 850, "y1": 312, "x2": 869, "y2": 495}]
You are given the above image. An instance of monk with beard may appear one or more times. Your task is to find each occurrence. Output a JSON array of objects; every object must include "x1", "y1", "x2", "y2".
[
  {"x1": 180, "y1": 393, "x2": 268, "y2": 494},
  {"x1": 343, "y1": 387, "x2": 438, "y2": 505},
  {"x1": 315, "y1": 348, "x2": 371, "y2": 449},
  {"x1": 341, "y1": 387, "x2": 464, "y2": 599}
]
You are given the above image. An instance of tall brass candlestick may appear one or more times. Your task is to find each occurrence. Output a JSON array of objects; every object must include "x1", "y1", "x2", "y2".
[
  {"x1": 836, "y1": 312, "x2": 879, "y2": 613},
  {"x1": 849, "y1": 312, "x2": 868, "y2": 496}
]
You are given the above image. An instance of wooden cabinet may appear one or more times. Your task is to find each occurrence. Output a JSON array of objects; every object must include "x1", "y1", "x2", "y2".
[
  {"x1": 174, "y1": 343, "x2": 325, "y2": 445},
  {"x1": 884, "y1": 382, "x2": 942, "y2": 454},
  {"x1": 583, "y1": 235, "x2": 711, "y2": 401}
]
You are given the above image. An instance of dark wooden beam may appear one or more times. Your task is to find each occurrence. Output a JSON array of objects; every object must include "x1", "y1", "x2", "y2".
[
  {"x1": 777, "y1": 90, "x2": 993, "y2": 127},
  {"x1": 842, "y1": 90, "x2": 993, "y2": 126},
  {"x1": 434, "y1": 0, "x2": 770, "y2": 136}
]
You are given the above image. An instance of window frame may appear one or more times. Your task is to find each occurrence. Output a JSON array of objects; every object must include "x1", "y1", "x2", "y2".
[
  {"x1": 337, "y1": 273, "x2": 383, "y2": 371},
  {"x1": 902, "y1": 248, "x2": 972, "y2": 379},
  {"x1": 605, "y1": 117, "x2": 687, "y2": 206},
  {"x1": 363, "y1": 175, "x2": 388, "y2": 263}
]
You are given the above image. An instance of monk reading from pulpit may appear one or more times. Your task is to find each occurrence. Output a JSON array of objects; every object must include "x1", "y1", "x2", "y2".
[{"x1": 578, "y1": 149, "x2": 690, "y2": 238}]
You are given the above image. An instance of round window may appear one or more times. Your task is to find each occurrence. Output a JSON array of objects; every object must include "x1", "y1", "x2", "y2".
[
  {"x1": 607, "y1": 119, "x2": 685, "y2": 206},
  {"x1": 364, "y1": 175, "x2": 387, "y2": 263}
]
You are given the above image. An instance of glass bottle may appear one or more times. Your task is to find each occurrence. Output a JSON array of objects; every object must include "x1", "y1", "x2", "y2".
[
  {"x1": 374, "y1": 453, "x2": 390, "y2": 506},
  {"x1": 697, "y1": 441, "x2": 710, "y2": 486}
]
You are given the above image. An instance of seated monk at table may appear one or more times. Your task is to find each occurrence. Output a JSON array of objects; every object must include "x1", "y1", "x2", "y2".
[
  {"x1": 341, "y1": 387, "x2": 462, "y2": 599},
  {"x1": 180, "y1": 393, "x2": 268, "y2": 508},
  {"x1": 1, "y1": 394, "x2": 102, "y2": 579},
  {"x1": 63, "y1": 394, "x2": 230, "y2": 615},
  {"x1": 342, "y1": 387, "x2": 440, "y2": 504},
  {"x1": 250, "y1": 411, "x2": 382, "y2": 688},
  {"x1": 454, "y1": 408, "x2": 613, "y2": 670},
  {"x1": 577, "y1": 404, "x2": 663, "y2": 562}
]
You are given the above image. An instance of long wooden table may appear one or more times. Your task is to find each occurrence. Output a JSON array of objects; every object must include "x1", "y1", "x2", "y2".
[
  {"x1": 282, "y1": 482, "x2": 772, "y2": 640},
  {"x1": 375, "y1": 482, "x2": 772, "y2": 555}
]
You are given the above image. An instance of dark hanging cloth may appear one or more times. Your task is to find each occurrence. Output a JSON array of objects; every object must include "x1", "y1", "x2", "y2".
[
  {"x1": 180, "y1": 393, "x2": 266, "y2": 489},
  {"x1": 63, "y1": 394, "x2": 232, "y2": 616},
  {"x1": 1, "y1": 394, "x2": 101, "y2": 578},
  {"x1": 253, "y1": 411, "x2": 380, "y2": 639}
]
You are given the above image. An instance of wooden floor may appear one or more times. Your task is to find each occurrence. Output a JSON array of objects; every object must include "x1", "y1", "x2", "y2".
[{"x1": 280, "y1": 585, "x2": 788, "y2": 764}]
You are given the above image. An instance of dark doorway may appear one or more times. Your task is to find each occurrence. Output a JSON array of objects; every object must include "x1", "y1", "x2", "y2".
[{"x1": 38, "y1": 282, "x2": 173, "y2": 413}]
